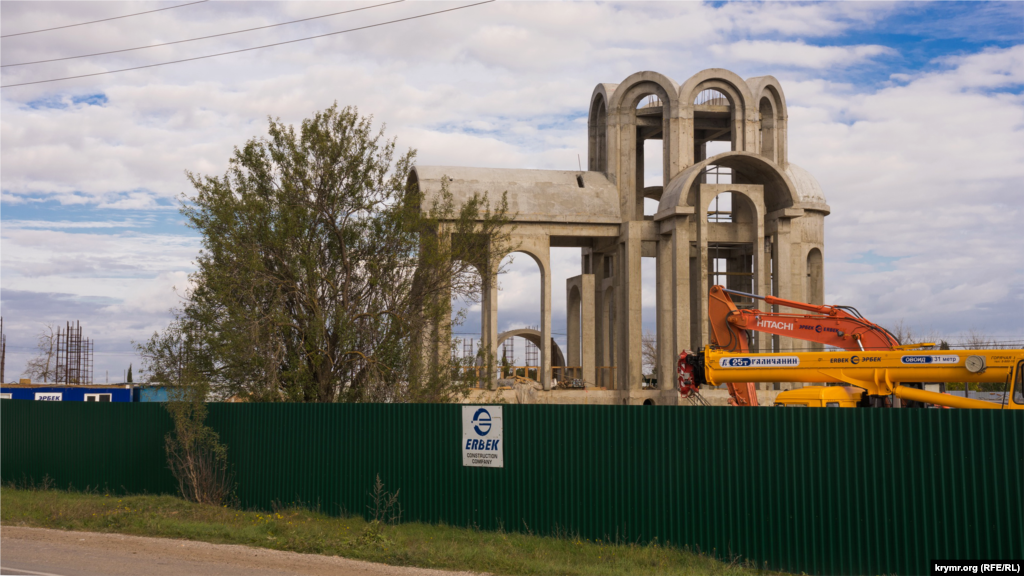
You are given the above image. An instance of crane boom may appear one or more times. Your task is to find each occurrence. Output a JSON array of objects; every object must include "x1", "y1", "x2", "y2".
[{"x1": 694, "y1": 348, "x2": 1024, "y2": 409}]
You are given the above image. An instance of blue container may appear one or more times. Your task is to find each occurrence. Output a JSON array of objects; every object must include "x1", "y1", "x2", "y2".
[
  {"x1": 136, "y1": 385, "x2": 168, "y2": 402},
  {"x1": 0, "y1": 384, "x2": 135, "y2": 402}
]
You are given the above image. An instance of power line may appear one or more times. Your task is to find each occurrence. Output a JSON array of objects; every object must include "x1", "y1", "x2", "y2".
[
  {"x1": 1, "y1": 1, "x2": 210, "y2": 39},
  {"x1": 2, "y1": 1, "x2": 405, "y2": 68},
  {"x1": 1, "y1": 1, "x2": 495, "y2": 88}
]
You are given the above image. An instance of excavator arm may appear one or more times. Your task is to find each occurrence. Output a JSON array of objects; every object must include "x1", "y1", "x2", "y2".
[
  {"x1": 692, "y1": 285, "x2": 903, "y2": 407},
  {"x1": 709, "y1": 285, "x2": 901, "y2": 352}
]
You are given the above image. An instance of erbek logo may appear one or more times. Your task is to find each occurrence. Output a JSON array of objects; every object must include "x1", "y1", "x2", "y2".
[
  {"x1": 851, "y1": 355, "x2": 860, "y2": 365},
  {"x1": 472, "y1": 408, "x2": 492, "y2": 436}
]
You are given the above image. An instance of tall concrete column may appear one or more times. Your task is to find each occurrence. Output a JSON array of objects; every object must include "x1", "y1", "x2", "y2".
[
  {"x1": 768, "y1": 213, "x2": 794, "y2": 354},
  {"x1": 480, "y1": 262, "x2": 499, "y2": 389},
  {"x1": 595, "y1": 274, "x2": 608, "y2": 369},
  {"x1": 669, "y1": 214, "x2": 693, "y2": 359},
  {"x1": 540, "y1": 245, "x2": 552, "y2": 391},
  {"x1": 656, "y1": 235, "x2": 675, "y2": 390},
  {"x1": 599, "y1": 277, "x2": 614, "y2": 386},
  {"x1": 618, "y1": 222, "x2": 643, "y2": 393},
  {"x1": 696, "y1": 188, "x2": 711, "y2": 349}
]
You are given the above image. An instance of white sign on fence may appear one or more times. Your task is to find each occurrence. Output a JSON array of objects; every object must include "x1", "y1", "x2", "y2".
[
  {"x1": 462, "y1": 406, "x2": 503, "y2": 468},
  {"x1": 34, "y1": 392, "x2": 62, "y2": 401}
]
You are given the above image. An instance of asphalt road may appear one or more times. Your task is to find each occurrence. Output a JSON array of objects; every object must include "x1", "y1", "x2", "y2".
[{"x1": 0, "y1": 526, "x2": 485, "y2": 576}]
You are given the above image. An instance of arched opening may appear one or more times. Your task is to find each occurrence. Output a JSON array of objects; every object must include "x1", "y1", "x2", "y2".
[
  {"x1": 589, "y1": 95, "x2": 608, "y2": 173},
  {"x1": 703, "y1": 141, "x2": 734, "y2": 213},
  {"x1": 497, "y1": 251, "x2": 542, "y2": 380},
  {"x1": 642, "y1": 253, "x2": 657, "y2": 385},
  {"x1": 451, "y1": 262, "x2": 484, "y2": 385},
  {"x1": 643, "y1": 398, "x2": 655, "y2": 406},
  {"x1": 707, "y1": 191, "x2": 758, "y2": 311},
  {"x1": 693, "y1": 86, "x2": 735, "y2": 161},
  {"x1": 636, "y1": 94, "x2": 665, "y2": 217},
  {"x1": 806, "y1": 248, "x2": 823, "y2": 306},
  {"x1": 759, "y1": 96, "x2": 776, "y2": 162},
  {"x1": 567, "y1": 284, "x2": 582, "y2": 367},
  {"x1": 694, "y1": 88, "x2": 730, "y2": 106}
]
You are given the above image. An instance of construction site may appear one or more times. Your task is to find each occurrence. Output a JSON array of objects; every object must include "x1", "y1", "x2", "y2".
[{"x1": 410, "y1": 68, "x2": 1024, "y2": 410}]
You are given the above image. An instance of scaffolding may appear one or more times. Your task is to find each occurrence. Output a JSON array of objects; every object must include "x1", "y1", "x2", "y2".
[
  {"x1": 524, "y1": 339, "x2": 539, "y2": 367},
  {"x1": 502, "y1": 338, "x2": 514, "y2": 364},
  {"x1": 56, "y1": 321, "x2": 93, "y2": 386}
]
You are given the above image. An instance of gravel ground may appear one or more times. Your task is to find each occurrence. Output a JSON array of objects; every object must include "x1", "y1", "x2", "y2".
[{"x1": 0, "y1": 526, "x2": 489, "y2": 576}]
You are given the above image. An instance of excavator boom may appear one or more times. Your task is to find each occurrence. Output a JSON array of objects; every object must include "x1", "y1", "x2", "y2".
[{"x1": 709, "y1": 285, "x2": 901, "y2": 352}]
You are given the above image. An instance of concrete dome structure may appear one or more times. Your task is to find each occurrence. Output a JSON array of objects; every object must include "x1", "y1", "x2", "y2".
[{"x1": 411, "y1": 69, "x2": 830, "y2": 403}]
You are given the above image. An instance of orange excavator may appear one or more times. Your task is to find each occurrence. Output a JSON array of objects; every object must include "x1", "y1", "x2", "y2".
[{"x1": 679, "y1": 285, "x2": 902, "y2": 406}]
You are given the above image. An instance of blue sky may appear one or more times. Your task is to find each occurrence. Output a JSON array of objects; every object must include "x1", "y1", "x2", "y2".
[{"x1": 2, "y1": 0, "x2": 1023, "y2": 378}]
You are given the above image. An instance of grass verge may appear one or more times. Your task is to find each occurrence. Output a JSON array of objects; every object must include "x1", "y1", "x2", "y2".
[{"x1": 1, "y1": 486, "x2": 781, "y2": 576}]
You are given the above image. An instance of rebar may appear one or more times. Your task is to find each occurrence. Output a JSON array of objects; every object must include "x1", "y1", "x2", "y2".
[{"x1": 55, "y1": 320, "x2": 93, "y2": 385}]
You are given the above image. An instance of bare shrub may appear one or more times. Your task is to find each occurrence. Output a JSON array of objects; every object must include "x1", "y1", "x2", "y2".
[{"x1": 164, "y1": 383, "x2": 234, "y2": 506}]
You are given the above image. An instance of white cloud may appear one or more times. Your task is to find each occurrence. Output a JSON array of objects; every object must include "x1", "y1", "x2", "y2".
[
  {"x1": 788, "y1": 45, "x2": 1024, "y2": 337},
  {"x1": 710, "y1": 40, "x2": 895, "y2": 68},
  {"x1": 2, "y1": 0, "x2": 1021, "y2": 378}
]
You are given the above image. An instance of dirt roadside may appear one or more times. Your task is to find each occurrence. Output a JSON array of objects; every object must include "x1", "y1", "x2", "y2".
[{"x1": 0, "y1": 526, "x2": 489, "y2": 576}]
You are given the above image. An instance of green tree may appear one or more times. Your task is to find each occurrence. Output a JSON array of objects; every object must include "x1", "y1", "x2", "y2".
[
  {"x1": 126, "y1": 363, "x2": 133, "y2": 383},
  {"x1": 145, "y1": 104, "x2": 514, "y2": 403}
]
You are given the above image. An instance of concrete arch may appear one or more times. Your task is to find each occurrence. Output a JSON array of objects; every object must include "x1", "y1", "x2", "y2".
[
  {"x1": 680, "y1": 69, "x2": 755, "y2": 154},
  {"x1": 496, "y1": 329, "x2": 566, "y2": 368},
  {"x1": 746, "y1": 76, "x2": 788, "y2": 120},
  {"x1": 757, "y1": 95, "x2": 778, "y2": 163},
  {"x1": 504, "y1": 246, "x2": 545, "y2": 272},
  {"x1": 747, "y1": 76, "x2": 788, "y2": 165},
  {"x1": 704, "y1": 187, "x2": 759, "y2": 225},
  {"x1": 607, "y1": 71, "x2": 679, "y2": 112},
  {"x1": 679, "y1": 68, "x2": 753, "y2": 112},
  {"x1": 658, "y1": 151, "x2": 798, "y2": 214},
  {"x1": 590, "y1": 82, "x2": 618, "y2": 113},
  {"x1": 588, "y1": 91, "x2": 609, "y2": 173}
]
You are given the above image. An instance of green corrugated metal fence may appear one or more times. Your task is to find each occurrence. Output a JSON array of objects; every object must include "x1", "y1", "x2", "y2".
[{"x1": 2, "y1": 400, "x2": 1021, "y2": 575}]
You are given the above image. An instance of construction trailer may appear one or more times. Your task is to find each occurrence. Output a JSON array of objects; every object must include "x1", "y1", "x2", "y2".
[{"x1": 0, "y1": 383, "x2": 136, "y2": 402}]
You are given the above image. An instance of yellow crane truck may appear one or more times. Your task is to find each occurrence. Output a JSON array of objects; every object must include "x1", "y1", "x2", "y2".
[{"x1": 678, "y1": 348, "x2": 1024, "y2": 409}]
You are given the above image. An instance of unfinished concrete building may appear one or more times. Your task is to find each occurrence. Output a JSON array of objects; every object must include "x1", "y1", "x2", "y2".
[{"x1": 410, "y1": 69, "x2": 830, "y2": 405}]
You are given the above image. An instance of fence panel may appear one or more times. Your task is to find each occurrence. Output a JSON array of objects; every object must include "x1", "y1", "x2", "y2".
[{"x1": 2, "y1": 399, "x2": 1021, "y2": 575}]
